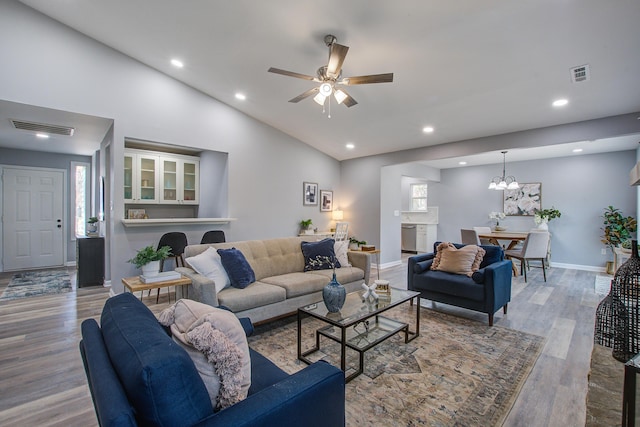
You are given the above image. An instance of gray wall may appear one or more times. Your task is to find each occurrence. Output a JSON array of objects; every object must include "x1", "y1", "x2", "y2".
[
  {"x1": 0, "y1": 147, "x2": 93, "y2": 263},
  {"x1": 429, "y1": 151, "x2": 636, "y2": 268},
  {"x1": 0, "y1": 2, "x2": 340, "y2": 291}
]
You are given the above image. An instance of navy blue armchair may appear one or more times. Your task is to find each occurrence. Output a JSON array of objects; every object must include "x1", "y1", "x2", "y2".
[
  {"x1": 79, "y1": 292, "x2": 345, "y2": 426},
  {"x1": 407, "y1": 242, "x2": 512, "y2": 326}
]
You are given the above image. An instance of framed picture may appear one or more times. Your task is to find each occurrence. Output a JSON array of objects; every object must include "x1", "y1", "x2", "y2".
[
  {"x1": 320, "y1": 190, "x2": 333, "y2": 212},
  {"x1": 128, "y1": 209, "x2": 146, "y2": 219},
  {"x1": 303, "y1": 182, "x2": 318, "y2": 206},
  {"x1": 504, "y1": 183, "x2": 541, "y2": 216}
]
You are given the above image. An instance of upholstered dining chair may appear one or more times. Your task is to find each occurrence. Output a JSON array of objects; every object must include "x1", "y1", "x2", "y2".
[
  {"x1": 473, "y1": 226, "x2": 494, "y2": 245},
  {"x1": 460, "y1": 229, "x2": 481, "y2": 245},
  {"x1": 504, "y1": 231, "x2": 550, "y2": 282}
]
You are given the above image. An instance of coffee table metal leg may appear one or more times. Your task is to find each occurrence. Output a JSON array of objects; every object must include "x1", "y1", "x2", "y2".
[
  {"x1": 407, "y1": 296, "x2": 420, "y2": 342},
  {"x1": 340, "y1": 327, "x2": 346, "y2": 372}
]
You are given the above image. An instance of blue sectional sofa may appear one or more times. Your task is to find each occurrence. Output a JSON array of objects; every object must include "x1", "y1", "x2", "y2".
[
  {"x1": 407, "y1": 242, "x2": 512, "y2": 326},
  {"x1": 79, "y1": 292, "x2": 345, "y2": 426}
]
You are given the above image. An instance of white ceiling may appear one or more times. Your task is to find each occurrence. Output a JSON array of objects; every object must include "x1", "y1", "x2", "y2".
[{"x1": 5, "y1": 0, "x2": 640, "y2": 165}]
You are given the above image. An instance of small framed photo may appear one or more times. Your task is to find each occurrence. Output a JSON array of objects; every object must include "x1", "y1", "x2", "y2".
[
  {"x1": 303, "y1": 182, "x2": 318, "y2": 206},
  {"x1": 128, "y1": 209, "x2": 146, "y2": 219},
  {"x1": 320, "y1": 190, "x2": 333, "y2": 212}
]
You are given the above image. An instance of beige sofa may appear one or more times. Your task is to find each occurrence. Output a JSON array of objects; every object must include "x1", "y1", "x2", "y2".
[{"x1": 175, "y1": 236, "x2": 371, "y2": 323}]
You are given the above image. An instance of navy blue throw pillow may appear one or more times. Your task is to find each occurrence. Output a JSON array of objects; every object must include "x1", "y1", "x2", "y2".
[
  {"x1": 217, "y1": 248, "x2": 255, "y2": 289},
  {"x1": 301, "y1": 238, "x2": 341, "y2": 271}
]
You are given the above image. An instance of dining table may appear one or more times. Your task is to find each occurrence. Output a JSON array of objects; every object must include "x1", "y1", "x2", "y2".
[{"x1": 477, "y1": 231, "x2": 530, "y2": 276}]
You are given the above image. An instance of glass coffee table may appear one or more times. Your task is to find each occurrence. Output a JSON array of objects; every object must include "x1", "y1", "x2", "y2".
[{"x1": 297, "y1": 288, "x2": 420, "y2": 382}]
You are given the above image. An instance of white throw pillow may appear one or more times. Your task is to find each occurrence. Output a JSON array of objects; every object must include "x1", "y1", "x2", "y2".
[
  {"x1": 334, "y1": 240, "x2": 350, "y2": 267},
  {"x1": 186, "y1": 247, "x2": 230, "y2": 293}
]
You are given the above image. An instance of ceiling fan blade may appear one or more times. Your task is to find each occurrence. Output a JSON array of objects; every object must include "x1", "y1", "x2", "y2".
[
  {"x1": 341, "y1": 93, "x2": 358, "y2": 108},
  {"x1": 268, "y1": 67, "x2": 316, "y2": 81},
  {"x1": 340, "y1": 73, "x2": 394, "y2": 85},
  {"x1": 326, "y1": 43, "x2": 349, "y2": 78},
  {"x1": 288, "y1": 87, "x2": 319, "y2": 103}
]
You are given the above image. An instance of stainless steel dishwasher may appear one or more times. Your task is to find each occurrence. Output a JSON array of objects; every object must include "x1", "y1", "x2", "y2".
[{"x1": 401, "y1": 224, "x2": 417, "y2": 252}]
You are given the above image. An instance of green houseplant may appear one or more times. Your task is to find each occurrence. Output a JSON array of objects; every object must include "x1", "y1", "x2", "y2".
[
  {"x1": 128, "y1": 245, "x2": 172, "y2": 277},
  {"x1": 300, "y1": 219, "x2": 313, "y2": 234},
  {"x1": 348, "y1": 237, "x2": 367, "y2": 250},
  {"x1": 87, "y1": 216, "x2": 99, "y2": 234},
  {"x1": 601, "y1": 206, "x2": 637, "y2": 252}
]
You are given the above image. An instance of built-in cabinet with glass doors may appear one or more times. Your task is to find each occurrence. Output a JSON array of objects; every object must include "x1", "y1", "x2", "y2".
[{"x1": 125, "y1": 148, "x2": 199, "y2": 205}]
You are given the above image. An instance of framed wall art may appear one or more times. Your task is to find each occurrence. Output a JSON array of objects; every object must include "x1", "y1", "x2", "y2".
[
  {"x1": 503, "y1": 182, "x2": 541, "y2": 216},
  {"x1": 303, "y1": 182, "x2": 318, "y2": 206},
  {"x1": 320, "y1": 190, "x2": 333, "y2": 212}
]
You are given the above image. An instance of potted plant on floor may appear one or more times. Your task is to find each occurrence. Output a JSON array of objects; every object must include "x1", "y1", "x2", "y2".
[
  {"x1": 128, "y1": 245, "x2": 172, "y2": 277},
  {"x1": 601, "y1": 205, "x2": 637, "y2": 274}
]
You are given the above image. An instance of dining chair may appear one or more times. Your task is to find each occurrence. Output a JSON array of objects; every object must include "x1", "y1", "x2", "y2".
[
  {"x1": 473, "y1": 226, "x2": 494, "y2": 245},
  {"x1": 152, "y1": 232, "x2": 188, "y2": 302},
  {"x1": 504, "y1": 231, "x2": 550, "y2": 282},
  {"x1": 460, "y1": 229, "x2": 481, "y2": 245},
  {"x1": 201, "y1": 230, "x2": 226, "y2": 244},
  {"x1": 334, "y1": 222, "x2": 349, "y2": 242}
]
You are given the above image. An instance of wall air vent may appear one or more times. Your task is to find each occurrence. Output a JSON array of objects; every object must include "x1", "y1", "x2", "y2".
[
  {"x1": 570, "y1": 64, "x2": 590, "y2": 83},
  {"x1": 10, "y1": 119, "x2": 75, "y2": 136}
]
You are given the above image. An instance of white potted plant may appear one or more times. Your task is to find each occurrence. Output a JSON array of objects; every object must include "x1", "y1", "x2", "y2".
[
  {"x1": 300, "y1": 219, "x2": 314, "y2": 235},
  {"x1": 128, "y1": 245, "x2": 172, "y2": 277},
  {"x1": 488, "y1": 212, "x2": 506, "y2": 231},
  {"x1": 87, "y1": 216, "x2": 99, "y2": 234}
]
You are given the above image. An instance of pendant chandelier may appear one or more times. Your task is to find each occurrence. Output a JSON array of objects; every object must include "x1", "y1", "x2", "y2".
[{"x1": 488, "y1": 151, "x2": 519, "y2": 190}]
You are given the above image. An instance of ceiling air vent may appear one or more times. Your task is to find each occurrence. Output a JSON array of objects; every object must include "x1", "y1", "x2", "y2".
[
  {"x1": 570, "y1": 64, "x2": 590, "y2": 83},
  {"x1": 10, "y1": 119, "x2": 75, "y2": 136}
]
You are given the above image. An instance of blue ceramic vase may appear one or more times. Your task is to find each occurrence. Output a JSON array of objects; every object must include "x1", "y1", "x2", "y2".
[{"x1": 323, "y1": 272, "x2": 346, "y2": 313}]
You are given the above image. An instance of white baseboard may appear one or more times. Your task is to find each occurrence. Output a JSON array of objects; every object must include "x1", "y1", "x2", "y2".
[
  {"x1": 379, "y1": 260, "x2": 402, "y2": 270},
  {"x1": 550, "y1": 262, "x2": 607, "y2": 273}
]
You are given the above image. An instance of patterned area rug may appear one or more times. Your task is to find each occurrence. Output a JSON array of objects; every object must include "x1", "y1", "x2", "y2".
[
  {"x1": 0, "y1": 269, "x2": 72, "y2": 301},
  {"x1": 248, "y1": 304, "x2": 544, "y2": 426}
]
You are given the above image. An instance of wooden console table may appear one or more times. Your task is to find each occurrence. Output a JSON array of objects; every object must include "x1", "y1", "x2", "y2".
[{"x1": 122, "y1": 275, "x2": 191, "y2": 303}]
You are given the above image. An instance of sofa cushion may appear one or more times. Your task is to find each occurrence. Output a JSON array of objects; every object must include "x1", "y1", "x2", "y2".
[
  {"x1": 479, "y1": 244, "x2": 504, "y2": 268},
  {"x1": 100, "y1": 293, "x2": 213, "y2": 426},
  {"x1": 186, "y1": 247, "x2": 230, "y2": 293},
  {"x1": 412, "y1": 270, "x2": 485, "y2": 302},
  {"x1": 248, "y1": 348, "x2": 290, "y2": 395},
  {"x1": 218, "y1": 248, "x2": 256, "y2": 289},
  {"x1": 159, "y1": 300, "x2": 251, "y2": 411},
  {"x1": 261, "y1": 272, "x2": 328, "y2": 298},
  {"x1": 307, "y1": 266, "x2": 365, "y2": 286},
  {"x1": 431, "y1": 243, "x2": 485, "y2": 276},
  {"x1": 217, "y1": 282, "x2": 287, "y2": 312},
  {"x1": 301, "y1": 238, "x2": 341, "y2": 271}
]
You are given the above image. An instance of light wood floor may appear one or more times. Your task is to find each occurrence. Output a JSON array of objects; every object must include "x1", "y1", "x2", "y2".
[{"x1": 0, "y1": 258, "x2": 607, "y2": 426}]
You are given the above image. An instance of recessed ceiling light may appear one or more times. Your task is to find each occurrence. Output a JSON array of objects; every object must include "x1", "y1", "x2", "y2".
[
  {"x1": 235, "y1": 93, "x2": 246, "y2": 100},
  {"x1": 552, "y1": 99, "x2": 568, "y2": 107},
  {"x1": 36, "y1": 133, "x2": 49, "y2": 139},
  {"x1": 170, "y1": 59, "x2": 184, "y2": 68},
  {"x1": 345, "y1": 143, "x2": 355, "y2": 149},
  {"x1": 422, "y1": 126, "x2": 434, "y2": 133},
  {"x1": 458, "y1": 161, "x2": 467, "y2": 165},
  {"x1": 572, "y1": 148, "x2": 583, "y2": 153}
]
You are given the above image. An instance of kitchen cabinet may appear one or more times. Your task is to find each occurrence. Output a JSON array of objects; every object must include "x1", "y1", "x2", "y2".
[
  {"x1": 124, "y1": 150, "x2": 159, "y2": 204},
  {"x1": 159, "y1": 155, "x2": 199, "y2": 204},
  {"x1": 413, "y1": 224, "x2": 437, "y2": 253}
]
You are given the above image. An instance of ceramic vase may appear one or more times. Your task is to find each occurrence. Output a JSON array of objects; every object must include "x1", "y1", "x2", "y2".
[
  {"x1": 537, "y1": 219, "x2": 549, "y2": 230},
  {"x1": 141, "y1": 260, "x2": 161, "y2": 277},
  {"x1": 323, "y1": 272, "x2": 346, "y2": 313}
]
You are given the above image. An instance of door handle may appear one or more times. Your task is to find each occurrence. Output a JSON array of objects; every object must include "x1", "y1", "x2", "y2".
[
  {"x1": 57, "y1": 224, "x2": 62, "y2": 228},
  {"x1": 57, "y1": 219, "x2": 61, "y2": 222}
]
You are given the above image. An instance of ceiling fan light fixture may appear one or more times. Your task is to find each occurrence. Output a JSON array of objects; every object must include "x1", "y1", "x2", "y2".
[
  {"x1": 313, "y1": 93, "x2": 327, "y2": 105},
  {"x1": 319, "y1": 82, "x2": 333, "y2": 96},
  {"x1": 334, "y1": 89, "x2": 347, "y2": 104}
]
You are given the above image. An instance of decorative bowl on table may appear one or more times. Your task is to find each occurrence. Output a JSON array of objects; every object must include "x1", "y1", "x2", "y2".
[{"x1": 494, "y1": 226, "x2": 508, "y2": 232}]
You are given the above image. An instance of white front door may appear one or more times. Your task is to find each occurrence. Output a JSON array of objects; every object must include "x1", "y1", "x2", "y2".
[{"x1": 2, "y1": 167, "x2": 65, "y2": 270}]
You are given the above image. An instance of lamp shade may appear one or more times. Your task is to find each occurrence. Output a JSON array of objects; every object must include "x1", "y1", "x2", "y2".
[{"x1": 332, "y1": 210, "x2": 344, "y2": 221}]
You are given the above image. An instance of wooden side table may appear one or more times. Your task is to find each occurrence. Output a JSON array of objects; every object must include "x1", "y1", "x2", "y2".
[{"x1": 122, "y1": 275, "x2": 192, "y2": 303}]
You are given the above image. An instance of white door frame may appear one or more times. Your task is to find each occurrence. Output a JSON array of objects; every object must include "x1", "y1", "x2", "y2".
[{"x1": 0, "y1": 165, "x2": 68, "y2": 272}]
